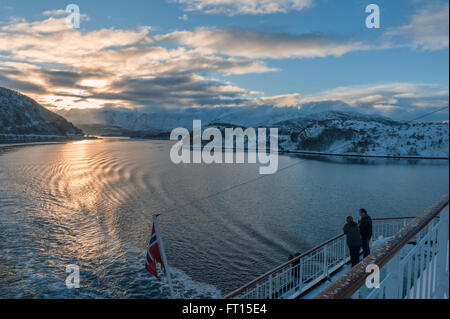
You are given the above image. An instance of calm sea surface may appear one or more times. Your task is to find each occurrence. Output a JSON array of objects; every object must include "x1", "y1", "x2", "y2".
[{"x1": 0, "y1": 138, "x2": 448, "y2": 298}]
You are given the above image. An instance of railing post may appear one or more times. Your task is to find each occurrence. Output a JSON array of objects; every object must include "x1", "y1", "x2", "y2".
[
  {"x1": 435, "y1": 208, "x2": 449, "y2": 298},
  {"x1": 268, "y1": 274, "x2": 273, "y2": 299},
  {"x1": 298, "y1": 260, "x2": 303, "y2": 293},
  {"x1": 385, "y1": 253, "x2": 401, "y2": 299},
  {"x1": 323, "y1": 246, "x2": 329, "y2": 278}
]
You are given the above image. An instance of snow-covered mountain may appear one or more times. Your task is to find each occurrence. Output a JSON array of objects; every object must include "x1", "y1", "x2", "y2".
[
  {"x1": 276, "y1": 111, "x2": 449, "y2": 157},
  {"x1": 57, "y1": 106, "x2": 305, "y2": 135},
  {"x1": 1, "y1": 86, "x2": 446, "y2": 157},
  {"x1": 57, "y1": 102, "x2": 448, "y2": 158},
  {"x1": 0, "y1": 87, "x2": 83, "y2": 142}
]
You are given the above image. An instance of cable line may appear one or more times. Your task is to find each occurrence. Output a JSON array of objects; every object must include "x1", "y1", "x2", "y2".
[
  {"x1": 407, "y1": 105, "x2": 449, "y2": 123},
  {"x1": 159, "y1": 141, "x2": 354, "y2": 215}
]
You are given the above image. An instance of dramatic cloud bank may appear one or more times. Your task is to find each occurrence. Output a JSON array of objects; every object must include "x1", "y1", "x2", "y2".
[
  {"x1": 0, "y1": 6, "x2": 448, "y2": 121},
  {"x1": 0, "y1": 12, "x2": 369, "y2": 111},
  {"x1": 0, "y1": 15, "x2": 277, "y2": 109}
]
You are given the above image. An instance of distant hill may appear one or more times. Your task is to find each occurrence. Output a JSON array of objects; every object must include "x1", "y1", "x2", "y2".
[
  {"x1": 0, "y1": 87, "x2": 83, "y2": 142},
  {"x1": 275, "y1": 111, "x2": 449, "y2": 157},
  {"x1": 176, "y1": 111, "x2": 448, "y2": 158}
]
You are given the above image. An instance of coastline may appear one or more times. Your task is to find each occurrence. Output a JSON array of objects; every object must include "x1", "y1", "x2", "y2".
[
  {"x1": 281, "y1": 149, "x2": 449, "y2": 160},
  {"x1": 179, "y1": 139, "x2": 450, "y2": 161},
  {"x1": 0, "y1": 136, "x2": 100, "y2": 153},
  {"x1": 2, "y1": 137, "x2": 448, "y2": 161}
]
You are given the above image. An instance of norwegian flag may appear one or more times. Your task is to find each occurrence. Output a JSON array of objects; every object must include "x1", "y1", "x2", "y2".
[{"x1": 145, "y1": 225, "x2": 164, "y2": 279}]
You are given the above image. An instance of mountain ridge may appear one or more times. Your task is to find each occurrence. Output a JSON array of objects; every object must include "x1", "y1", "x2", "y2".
[
  {"x1": 0, "y1": 87, "x2": 84, "y2": 142},
  {"x1": 276, "y1": 113, "x2": 448, "y2": 157},
  {"x1": 2, "y1": 88, "x2": 447, "y2": 157}
]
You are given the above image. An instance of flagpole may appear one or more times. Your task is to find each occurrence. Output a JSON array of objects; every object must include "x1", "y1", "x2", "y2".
[{"x1": 153, "y1": 214, "x2": 175, "y2": 299}]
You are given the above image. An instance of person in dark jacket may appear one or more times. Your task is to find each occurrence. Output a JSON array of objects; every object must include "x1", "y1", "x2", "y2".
[
  {"x1": 358, "y1": 208, "x2": 373, "y2": 258},
  {"x1": 343, "y1": 216, "x2": 362, "y2": 267}
]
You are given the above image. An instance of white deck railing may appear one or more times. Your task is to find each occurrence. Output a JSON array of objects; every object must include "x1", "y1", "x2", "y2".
[
  {"x1": 357, "y1": 207, "x2": 448, "y2": 299},
  {"x1": 315, "y1": 194, "x2": 449, "y2": 300},
  {"x1": 224, "y1": 217, "x2": 413, "y2": 299}
]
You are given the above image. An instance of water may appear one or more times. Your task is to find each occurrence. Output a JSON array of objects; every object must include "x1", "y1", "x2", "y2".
[{"x1": 0, "y1": 138, "x2": 448, "y2": 298}]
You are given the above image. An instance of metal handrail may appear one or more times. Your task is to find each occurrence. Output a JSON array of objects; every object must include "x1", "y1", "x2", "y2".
[
  {"x1": 314, "y1": 193, "x2": 449, "y2": 299},
  {"x1": 224, "y1": 216, "x2": 416, "y2": 299},
  {"x1": 224, "y1": 233, "x2": 345, "y2": 299}
]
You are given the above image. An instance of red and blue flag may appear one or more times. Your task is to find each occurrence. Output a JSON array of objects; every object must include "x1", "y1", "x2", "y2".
[{"x1": 145, "y1": 225, "x2": 164, "y2": 279}]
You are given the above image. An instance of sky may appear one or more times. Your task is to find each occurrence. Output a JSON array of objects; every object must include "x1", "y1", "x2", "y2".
[{"x1": 0, "y1": 0, "x2": 448, "y2": 121}]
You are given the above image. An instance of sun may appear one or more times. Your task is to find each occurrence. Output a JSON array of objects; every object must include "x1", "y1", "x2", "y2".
[{"x1": 80, "y1": 79, "x2": 109, "y2": 88}]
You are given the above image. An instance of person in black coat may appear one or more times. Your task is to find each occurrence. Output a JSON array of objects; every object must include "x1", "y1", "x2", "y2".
[
  {"x1": 358, "y1": 208, "x2": 373, "y2": 258},
  {"x1": 343, "y1": 216, "x2": 362, "y2": 267}
]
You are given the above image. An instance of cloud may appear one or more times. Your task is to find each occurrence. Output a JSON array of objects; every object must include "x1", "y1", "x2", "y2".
[
  {"x1": 86, "y1": 74, "x2": 251, "y2": 108},
  {"x1": 385, "y1": 2, "x2": 449, "y2": 50},
  {"x1": 157, "y1": 28, "x2": 366, "y2": 59},
  {"x1": 0, "y1": 13, "x2": 447, "y2": 121},
  {"x1": 373, "y1": 104, "x2": 400, "y2": 111},
  {"x1": 0, "y1": 16, "x2": 278, "y2": 109},
  {"x1": 0, "y1": 17, "x2": 274, "y2": 76},
  {"x1": 252, "y1": 93, "x2": 302, "y2": 107},
  {"x1": 41, "y1": 8, "x2": 90, "y2": 23},
  {"x1": 42, "y1": 9, "x2": 67, "y2": 16},
  {"x1": 173, "y1": 0, "x2": 312, "y2": 15},
  {"x1": 0, "y1": 18, "x2": 152, "y2": 64},
  {"x1": 298, "y1": 83, "x2": 449, "y2": 120},
  {"x1": 0, "y1": 12, "x2": 376, "y2": 113},
  {"x1": 301, "y1": 83, "x2": 448, "y2": 105},
  {"x1": 2, "y1": 17, "x2": 72, "y2": 33}
]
